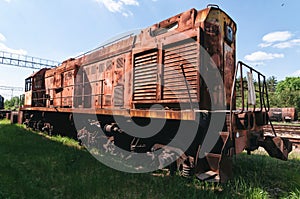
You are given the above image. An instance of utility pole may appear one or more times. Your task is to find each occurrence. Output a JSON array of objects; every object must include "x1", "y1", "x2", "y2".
[{"x1": 0, "y1": 86, "x2": 24, "y2": 99}]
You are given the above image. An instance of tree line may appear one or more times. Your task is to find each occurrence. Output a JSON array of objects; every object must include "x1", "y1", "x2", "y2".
[
  {"x1": 267, "y1": 76, "x2": 300, "y2": 113},
  {"x1": 4, "y1": 96, "x2": 23, "y2": 110}
]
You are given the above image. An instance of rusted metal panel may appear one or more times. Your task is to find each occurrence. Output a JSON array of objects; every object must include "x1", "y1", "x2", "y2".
[
  {"x1": 84, "y1": 36, "x2": 135, "y2": 65},
  {"x1": 224, "y1": 43, "x2": 235, "y2": 109},
  {"x1": 234, "y1": 130, "x2": 248, "y2": 154},
  {"x1": 282, "y1": 107, "x2": 297, "y2": 121},
  {"x1": 129, "y1": 109, "x2": 196, "y2": 120},
  {"x1": 163, "y1": 40, "x2": 198, "y2": 101},
  {"x1": 133, "y1": 50, "x2": 158, "y2": 101},
  {"x1": 123, "y1": 52, "x2": 133, "y2": 109},
  {"x1": 61, "y1": 70, "x2": 75, "y2": 107},
  {"x1": 24, "y1": 90, "x2": 32, "y2": 107},
  {"x1": 44, "y1": 59, "x2": 81, "y2": 108},
  {"x1": 201, "y1": 9, "x2": 236, "y2": 110}
]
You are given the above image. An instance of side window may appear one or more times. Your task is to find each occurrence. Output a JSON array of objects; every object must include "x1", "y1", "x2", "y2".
[
  {"x1": 34, "y1": 74, "x2": 43, "y2": 89},
  {"x1": 106, "y1": 60, "x2": 113, "y2": 71},
  {"x1": 99, "y1": 63, "x2": 105, "y2": 72},
  {"x1": 25, "y1": 78, "x2": 32, "y2": 92},
  {"x1": 225, "y1": 25, "x2": 233, "y2": 44}
]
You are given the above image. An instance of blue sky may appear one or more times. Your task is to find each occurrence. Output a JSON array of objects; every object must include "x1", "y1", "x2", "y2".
[{"x1": 0, "y1": 0, "x2": 299, "y2": 98}]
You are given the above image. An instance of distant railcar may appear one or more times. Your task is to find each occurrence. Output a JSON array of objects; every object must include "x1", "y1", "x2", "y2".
[
  {"x1": 269, "y1": 107, "x2": 298, "y2": 122},
  {"x1": 0, "y1": 95, "x2": 8, "y2": 119},
  {"x1": 0, "y1": 95, "x2": 4, "y2": 110},
  {"x1": 19, "y1": 5, "x2": 292, "y2": 182}
]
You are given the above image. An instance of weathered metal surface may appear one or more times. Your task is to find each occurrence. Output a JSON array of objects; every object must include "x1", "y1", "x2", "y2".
[
  {"x1": 133, "y1": 50, "x2": 158, "y2": 101},
  {"x1": 19, "y1": 106, "x2": 197, "y2": 121},
  {"x1": 260, "y1": 136, "x2": 292, "y2": 160},
  {"x1": 163, "y1": 40, "x2": 198, "y2": 101}
]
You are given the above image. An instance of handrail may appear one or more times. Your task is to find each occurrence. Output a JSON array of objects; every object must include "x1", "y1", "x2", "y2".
[
  {"x1": 74, "y1": 31, "x2": 138, "y2": 59},
  {"x1": 230, "y1": 61, "x2": 276, "y2": 137},
  {"x1": 231, "y1": 61, "x2": 269, "y2": 113}
]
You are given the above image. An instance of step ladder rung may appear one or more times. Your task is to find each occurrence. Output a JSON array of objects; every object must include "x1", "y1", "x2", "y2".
[
  {"x1": 196, "y1": 170, "x2": 218, "y2": 181},
  {"x1": 219, "y1": 131, "x2": 229, "y2": 143},
  {"x1": 206, "y1": 175, "x2": 220, "y2": 183},
  {"x1": 206, "y1": 153, "x2": 221, "y2": 171}
]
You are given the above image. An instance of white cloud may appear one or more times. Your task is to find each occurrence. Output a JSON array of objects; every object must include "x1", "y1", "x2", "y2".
[
  {"x1": 259, "y1": 31, "x2": 293, "y2": 48},
  {"x1": 262, "y1": 31, "x2": 292, "y2": 43},
  {"x1": 3, "y1": 0, "x2": 11, "y2": 2},
  {"x1": 0, "y1": 32, "x2": 27, "y2": 55},
  {"x1": 244, "y1": 51, "x2": 284, "y2": 62},
  {"x1": 122, "y1": 10, "x2": 133, "y2": 17},
  {"x1": 95, "y1": 0, "x2": 139, "y2": 17},
  {"x1": 96, "y1": 0, "x2": 123, "y2": 13},
  {"x1": 291, "y1": 70, "x2": 300, "y2": 77},
  {"x1": 272, "y1": 39, "x2": 300, "y2": 49},
  {"x1": 0, "y1": 33, "x2": 6, "y2": 42},
  {"x1": 258, "y1": 43, "x2": 272, "y2": 48},
  {"x1": 247, "y1": 62, "x2": 265, "y2": 67},
  {"x1": 120, "y1": 0, "x2": 139, "y2": 6},
  {"x1": 0, "y1": 43, "x2": 27, "y2": 55}
]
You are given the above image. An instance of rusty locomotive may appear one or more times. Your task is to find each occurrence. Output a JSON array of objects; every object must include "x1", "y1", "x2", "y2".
[{"x1": 19, "y1": 5, "x2": 292, "y2": 182}]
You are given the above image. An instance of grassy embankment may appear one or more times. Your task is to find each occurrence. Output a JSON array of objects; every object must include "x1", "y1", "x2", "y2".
[
  {"x1": 272, "y1": 121, "x2": 300, "y2": 126},
  {"x1": 0, "y1": 119, "x2": 299, "y2": 199}
]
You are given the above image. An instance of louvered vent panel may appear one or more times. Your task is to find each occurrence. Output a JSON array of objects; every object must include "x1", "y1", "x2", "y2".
[
  {"x1": 114, "y1": 85, "x2": 124, "y2": 107},
  {"x1": 163, "y1": 41, "x2": 198, "y2": 101},
  {"x1": 116, "y1": 58, "x2": 124, "y2": 69},
  {"x1": 133, "y1": 51, "x2": 158, "y2": 101}
]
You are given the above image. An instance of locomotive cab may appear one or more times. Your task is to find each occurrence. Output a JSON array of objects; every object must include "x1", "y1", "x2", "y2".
[{"x1": 24, "y1": 68, "x2": 49, "y2": 107}]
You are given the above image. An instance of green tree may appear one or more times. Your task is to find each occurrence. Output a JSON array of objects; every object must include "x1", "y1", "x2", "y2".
[
  {"x1": 4, "y1": 96, "x2": 20, "y2": 110},
  {"x1": 266, "y1": 76, "x2": 278, "y2": 107},
  {"x1": 277, "y1": 77, "x2": 300, "y2": 92},
  {"x1": 275, "y1": 77, "x2": 300, "y2": 117},
  {"x1": 266, "y1": 76, "x2": 278, "y2": 92}
]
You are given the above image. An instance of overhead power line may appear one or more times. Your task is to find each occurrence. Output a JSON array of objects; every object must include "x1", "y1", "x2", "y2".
[
  {"x1": 0, "y1": 51, "x2": 60, "y2": 70},
  {"x1": 0, "y1": 86, "x2": 24, "y2": 99}
]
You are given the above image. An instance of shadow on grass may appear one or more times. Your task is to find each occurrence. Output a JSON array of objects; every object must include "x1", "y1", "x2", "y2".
[{"x1": 0, "y1": 120, "x2": 299, "y2": 199}]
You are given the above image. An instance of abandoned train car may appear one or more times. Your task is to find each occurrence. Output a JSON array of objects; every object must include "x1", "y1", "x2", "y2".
[
  {"x1": 268, "y1": 107, "x2": 298, "y2": 122},
  {"x1": 20, "y1": 5, "x2": 291, "y2": 182}
]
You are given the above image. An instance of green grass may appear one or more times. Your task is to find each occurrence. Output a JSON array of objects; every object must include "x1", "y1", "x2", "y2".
[
  {"x1": 272, "y1": 121, "x2": 300, "y2": 126},
  {"x1": 0, "y1": 120, "x2": 299, "y2": 199}
]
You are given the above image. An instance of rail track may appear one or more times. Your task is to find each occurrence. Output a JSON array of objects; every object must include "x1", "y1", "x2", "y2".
[{"x1": 263, "y1": 123, "x2": 300, "y2": 148}]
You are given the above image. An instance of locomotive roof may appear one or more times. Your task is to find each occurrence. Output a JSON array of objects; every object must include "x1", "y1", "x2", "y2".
[
  {"x1": 73, "y1": 5, "x2": 234, "y2": 61},
  {"x1": 37, "y1": 5, "x2": 235, "y2": 72}
]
